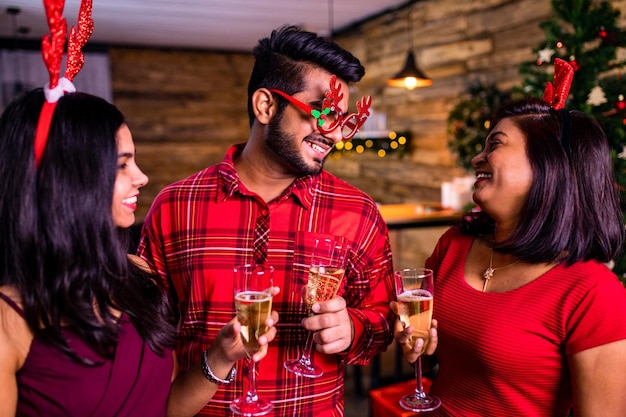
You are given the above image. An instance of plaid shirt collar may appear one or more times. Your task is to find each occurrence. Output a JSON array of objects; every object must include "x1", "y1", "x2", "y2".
[{"x1": 217, "y1": 143, "x2": 316, "y2": 209}]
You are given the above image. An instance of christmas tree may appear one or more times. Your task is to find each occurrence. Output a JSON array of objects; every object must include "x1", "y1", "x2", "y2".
[{"x1": 518, "y1": 0, "x2": 626, "y2": 281}]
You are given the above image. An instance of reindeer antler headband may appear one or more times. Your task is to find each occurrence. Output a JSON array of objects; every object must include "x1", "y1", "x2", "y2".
[
  {"x1": 34, "y1": 0, "x2": 94, "y2": 167},
  {"x1": 543, "y1": 58, "x2": 575, "y2": 155},
  {"x1": 543, "y1": 58, "x2": 574, "y2": 110}
]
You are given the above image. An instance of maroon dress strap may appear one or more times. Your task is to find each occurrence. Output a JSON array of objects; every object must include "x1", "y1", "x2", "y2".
[{"x1": 0, "y1": 292, "x2": 25, "y2": 318}]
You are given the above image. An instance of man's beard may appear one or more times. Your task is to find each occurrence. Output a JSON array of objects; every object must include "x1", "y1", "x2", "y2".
[{"x1": 265, "y1": 113, "x2": 327, "y2": 176}]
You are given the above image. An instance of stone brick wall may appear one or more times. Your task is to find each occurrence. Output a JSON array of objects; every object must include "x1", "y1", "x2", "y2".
[
  {"x1": 109, "y1": 48, "x2": 254, "y2": 217},
  {"x1": 109, "y1": 0, "x2": 626, "y2": 266}
]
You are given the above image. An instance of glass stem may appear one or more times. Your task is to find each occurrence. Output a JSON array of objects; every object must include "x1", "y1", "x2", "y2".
[
  {"x1": 299, "y1": 330, "x2": 315, "y2": 366},
  {"x1": 414, "y1": 356, "x2": 426, "y2": 397},
  {"x1": 245, "y1": 358, "x2": 260, "y2": 403}
]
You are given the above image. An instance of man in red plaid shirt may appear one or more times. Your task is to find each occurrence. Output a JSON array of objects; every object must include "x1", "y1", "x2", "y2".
[{"x1": 138, "y1": 25, "x2": 395, "y2": 417}]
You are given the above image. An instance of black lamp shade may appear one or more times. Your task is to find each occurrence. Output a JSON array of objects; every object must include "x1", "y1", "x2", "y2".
[{"x1": 387, "y1": 51, "x2": 432, "y2": 90}]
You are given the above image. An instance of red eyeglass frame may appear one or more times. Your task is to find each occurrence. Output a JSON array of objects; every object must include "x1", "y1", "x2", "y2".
[{"x1": 269, "y1": 75, "x2": 372, "y2": 140}]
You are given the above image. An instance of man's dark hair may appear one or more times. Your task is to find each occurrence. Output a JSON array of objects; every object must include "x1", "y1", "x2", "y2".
[{"x1": 247, "y1": 25, "x2": 365, "y2": 126}]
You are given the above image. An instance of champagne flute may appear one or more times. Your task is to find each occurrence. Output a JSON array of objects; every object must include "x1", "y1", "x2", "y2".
[
  {"x1": 284, "y1": 235, "x2": 350, "y2": 378},
  {"x1": 231, "y1": 264, "x2": 274, "y2": 416},
  {"x1": 395, "y1": 268, "x2": 441, "y2": 412}
]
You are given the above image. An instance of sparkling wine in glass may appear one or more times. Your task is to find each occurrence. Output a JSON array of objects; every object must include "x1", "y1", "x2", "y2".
[
  {"x1": 231, "y1": 264, "x2": 274, "y2": 416},
  {"x1": 395, "y1": 268, "x2": 441, "y2": 412},
  {"x1": 284, "y1": 236, "x2": 350, "y2": 378}
]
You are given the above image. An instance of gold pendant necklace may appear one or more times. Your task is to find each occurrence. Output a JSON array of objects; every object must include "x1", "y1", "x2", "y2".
[{"x1": 482, "y1": 248, "x2": 518, "y2": 292}]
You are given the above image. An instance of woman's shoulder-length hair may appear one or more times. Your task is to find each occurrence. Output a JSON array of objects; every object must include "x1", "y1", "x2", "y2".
[{"x1": 461, "y1": 97, "x2": 624, "y2": 265}]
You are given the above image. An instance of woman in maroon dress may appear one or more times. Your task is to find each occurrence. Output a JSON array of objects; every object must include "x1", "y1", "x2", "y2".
[
  {"x1": 0, "y1": 1, "x2": 278, "y2": 415},
  {"x1": 0, "y1": 90, "x2": 278, "y2": 417}
]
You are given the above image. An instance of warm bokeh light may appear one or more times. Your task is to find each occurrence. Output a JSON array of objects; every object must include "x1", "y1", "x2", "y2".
[{"x1": 329, "y1": 131, "x2": 410, "y2": 159}]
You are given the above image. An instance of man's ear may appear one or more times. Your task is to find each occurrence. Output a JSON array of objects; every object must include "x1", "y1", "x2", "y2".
[{"x1": 252, "y1": 88, "x2": 277, "y2": 126}]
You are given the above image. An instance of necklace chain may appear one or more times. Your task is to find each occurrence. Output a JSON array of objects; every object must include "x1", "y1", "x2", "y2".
[{"x1": 482, "y1": 248, "x2": 518, "y2": 292}]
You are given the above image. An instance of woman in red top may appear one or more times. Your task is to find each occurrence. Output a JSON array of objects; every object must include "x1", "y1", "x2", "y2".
[{"x1": 394, "y1": 61, "x2": 626, "y2": 416}]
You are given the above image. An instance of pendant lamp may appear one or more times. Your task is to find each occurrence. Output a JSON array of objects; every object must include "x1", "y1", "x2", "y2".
[{"x1": 387, "y1": 12, "x2": 432, "y2": 90}]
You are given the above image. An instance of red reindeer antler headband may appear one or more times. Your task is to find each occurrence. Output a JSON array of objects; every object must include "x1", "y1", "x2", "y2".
[
  {"x1": 34, "y1": 0, "x2": 94, "y2": 167},
  {"x1": 542, "y1": 58, "x2": 574, "y2": 110},
  {"x1": 543, "y1": 58, "x2": 575, "y2": 156}
]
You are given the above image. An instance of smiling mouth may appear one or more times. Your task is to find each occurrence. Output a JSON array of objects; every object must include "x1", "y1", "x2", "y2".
[
  {"x1": 122, "y1": 196, "x2": 138, "y2": 205},
  {"x1": 306, "y1": 139, "x2": 330, "y2": 154}
]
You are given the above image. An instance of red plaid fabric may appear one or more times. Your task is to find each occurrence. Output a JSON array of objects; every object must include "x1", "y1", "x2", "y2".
[
  {"x1": 138, "y1": 144, "x2": 395, "y2": 417},
  {"x1": 253, "y1": 211, "x2": 269, "y2": 264}
]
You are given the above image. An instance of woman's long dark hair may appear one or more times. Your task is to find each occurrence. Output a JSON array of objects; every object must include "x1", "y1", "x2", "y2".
[
  {"x1": 461, "y1": 97, "x2": 624, "y2": 265},
  {"x1": 0, "y1": 89, "x2": 177, "y2": 363}
]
